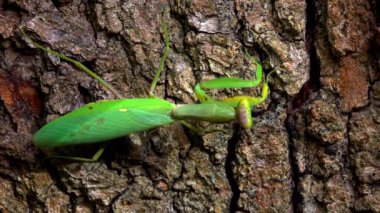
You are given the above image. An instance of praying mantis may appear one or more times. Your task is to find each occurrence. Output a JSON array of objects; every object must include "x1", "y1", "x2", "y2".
[{"x1": 25, "y1": 14, "x2": 273, "y2": 162}]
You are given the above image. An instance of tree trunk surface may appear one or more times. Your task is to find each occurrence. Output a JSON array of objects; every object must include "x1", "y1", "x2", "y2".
[{"x1": 0, "y1": 0, "x2": 378, "y2": 212}]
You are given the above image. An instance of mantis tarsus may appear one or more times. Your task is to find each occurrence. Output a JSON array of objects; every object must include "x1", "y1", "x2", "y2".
[{"x1": 25, "y1": 14, "x2": 273, "y2": 162}]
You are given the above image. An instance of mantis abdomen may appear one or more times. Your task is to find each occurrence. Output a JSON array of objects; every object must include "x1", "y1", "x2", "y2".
[{"x1": 33, "y1": 98, "x2": 175, "y2": 147}]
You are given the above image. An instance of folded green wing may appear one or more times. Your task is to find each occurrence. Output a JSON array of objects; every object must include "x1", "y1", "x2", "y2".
[{"x1": 33, "y1": 98, "x2": 175, "y2": 147}]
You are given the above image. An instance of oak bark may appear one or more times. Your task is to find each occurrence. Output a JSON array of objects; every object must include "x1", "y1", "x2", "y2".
[{"x1": 0, "y1": 0, "x2": 378, "y2": 212}]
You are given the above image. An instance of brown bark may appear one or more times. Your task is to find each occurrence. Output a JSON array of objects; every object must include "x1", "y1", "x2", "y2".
[{"x1": 0, "y1": 0, "x2": 378, "y2": 212}]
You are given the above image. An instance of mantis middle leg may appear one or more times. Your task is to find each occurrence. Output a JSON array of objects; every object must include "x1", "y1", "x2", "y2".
[
  {"x1": 148, "y1": 12, "x2": 170, "y2": 98},
  {"x1": 47, "y1": 143, "x2": 107, "y2": 162}
]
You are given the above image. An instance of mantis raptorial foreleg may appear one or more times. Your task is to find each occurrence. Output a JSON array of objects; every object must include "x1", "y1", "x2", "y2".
[
  {"x1": 193, "y1": 51, "x2": 273, "y2": 129},
  {"x1": 194, "y1": 51, "x2": 262, "y2": 103}
]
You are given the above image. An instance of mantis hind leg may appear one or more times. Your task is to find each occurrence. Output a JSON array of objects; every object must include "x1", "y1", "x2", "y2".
[
  {"x1": 46, "y1": 144, "x2": 106, "y2": 162},
  {"x1": 23, "y1": 11, "x2": 170, "y2": 99},
  {"x1": 21, "y1": 31, "x2": 123, "y2": 99}
]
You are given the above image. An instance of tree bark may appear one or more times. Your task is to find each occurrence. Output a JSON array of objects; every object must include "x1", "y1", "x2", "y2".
[{"x1": 0, "y1": 0, "x2": 378, "y2": 212}]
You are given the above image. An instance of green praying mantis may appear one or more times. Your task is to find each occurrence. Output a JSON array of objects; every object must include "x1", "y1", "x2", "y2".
[{"x1": 25, "y1": 15, "x2": 273, "y2": 162}]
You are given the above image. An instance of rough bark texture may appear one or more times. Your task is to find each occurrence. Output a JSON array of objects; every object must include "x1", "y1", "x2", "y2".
[{"x1": 0, "y1": 0, "x2": 378, "y2": 212}]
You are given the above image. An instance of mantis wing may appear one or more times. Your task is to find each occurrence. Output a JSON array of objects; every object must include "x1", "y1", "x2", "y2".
[{"x1": 33, "y1": 98, "x2": 175, "y2": 147}]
